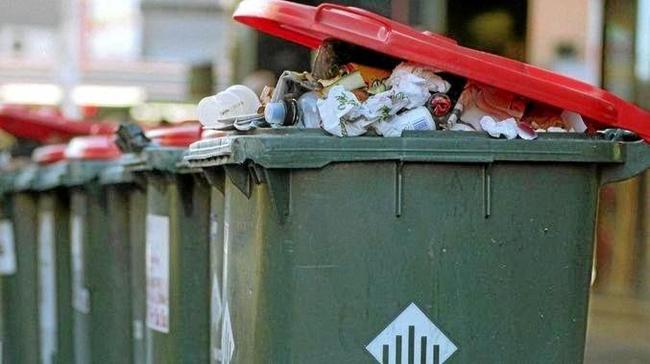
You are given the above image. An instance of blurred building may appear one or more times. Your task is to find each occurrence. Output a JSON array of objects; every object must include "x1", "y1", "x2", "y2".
[
  {"x1": 1, "y1": 0, "x2": 648, "y2": 114},
  {"x1": 0, "y1": 0, "x2": 228, "y2": 122}
]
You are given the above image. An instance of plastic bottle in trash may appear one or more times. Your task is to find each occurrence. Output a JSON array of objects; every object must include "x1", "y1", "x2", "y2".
[
  {"x1": 297, "y1": 92, "x2": 321, "y2": 128},
  {"x1": 264, "y1": 92, "x2": 322, "y2": 128}
]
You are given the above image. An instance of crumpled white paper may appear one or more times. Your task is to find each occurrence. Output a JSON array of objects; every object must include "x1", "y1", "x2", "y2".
[
  {"x1": 479, "y1": 116, "x2": 538, "y2": 140},
  {"x1": 318, "y1": 86, "x2": 371, "y2": 137},
  {"x1": 449, "y1": 123, "x2": 475, "y2": 132},
  {"x1": 389, "y1": 63, "x2": 451, "y2": 93},
  {"x1": 388, "y1": 73, "x2": 435, "y2": 110},
  {"x1": 480, "y1": 116, "x2": 518, "y2": 139},
  {"x1": 361, "y1": 92, "x2": 396, "y2": 121},
  {"x1": 318, "y1": 81, "x2": 436, "y2": 137},
  {"x1": 374, "y1": 107, "x2": 436, "y2": 137},
  {"x1": 317, "y1": 65, "x2": 448, "y2": 137},
  {"x1": 561, "y1": 110, "x2": 587, "y2": 132}
]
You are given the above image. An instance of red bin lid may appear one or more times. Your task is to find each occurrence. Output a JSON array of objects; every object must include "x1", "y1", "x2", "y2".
[
  {"x1": 233, "y1": 0, "x2": 650, "y2": 141},
  {"x1": 145, "y1": 123, "x2": 202, "y2": 147},
  {"x1": 0, "y1": 106, "x2": 117, "y2": 143},
  {"x1": 64, "y1": 135, "x2": 121, "y2": 161},
  {"x1": 32, "y1": 144, "x2": 68, "y2": 165}
]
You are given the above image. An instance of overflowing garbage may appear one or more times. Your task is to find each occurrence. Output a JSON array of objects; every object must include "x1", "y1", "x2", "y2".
[{"x1": 197, "y1": 39, "x2": 588, "y2": 139}]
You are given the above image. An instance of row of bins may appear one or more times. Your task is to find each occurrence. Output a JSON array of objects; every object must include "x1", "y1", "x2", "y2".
[
  {"x1": 0, "y1": 1, "x2": 650, "y2": 363},
  {"x1": 0, "y1": 124, "x2": 212, "y2": 364},
  {"x1": 1, "y1": 124, "x2": 649, "y2": 363}
]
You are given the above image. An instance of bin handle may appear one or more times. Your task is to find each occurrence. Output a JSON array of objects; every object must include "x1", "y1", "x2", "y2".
[{"x1": 613, "y1": 102, "x2": 650, "y2": 142}]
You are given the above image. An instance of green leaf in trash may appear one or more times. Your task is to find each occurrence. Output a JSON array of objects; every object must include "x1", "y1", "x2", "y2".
[
  {"x1": 335, "y1": 93, "x2": 359, "y2": 111},
  {"x1": 379, "y1": 105, "x2": 391, "y2": 121}
]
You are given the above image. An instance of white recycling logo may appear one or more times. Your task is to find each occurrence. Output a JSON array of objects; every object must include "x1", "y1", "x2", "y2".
[{"x1": 366, "y1": 303, "x2": 458, "y2": 364}]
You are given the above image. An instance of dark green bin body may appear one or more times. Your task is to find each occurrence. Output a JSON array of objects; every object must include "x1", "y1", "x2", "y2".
[
  {"x1": 0, "y1": 168, "x2": 40, "y2": 364},
  {"x1": 35, "y1": 161, "x2": 73, "y2": 364},
  {"x1": 126, "y1": 147, "x2": 210, "y2": 363},
  {"x1": 186, "y1": 131, "x2": 650, "y2": 364},
  {"x1": 68, "y1": 161, "x2": 133, "y2": 364},
  {"x1": 0, "y1": 162, "x2": 73, "y2": 364},
  {"x1": 0, "y1": 171, "x2": 17, "y2": 364},
  {"x1": 99, "y1": 162, "x2": 147, "y2": 364}
]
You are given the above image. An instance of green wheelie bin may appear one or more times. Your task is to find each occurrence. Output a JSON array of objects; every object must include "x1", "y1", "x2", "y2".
[
  {"x1": 31, "y1": 144, "x2": 75, "y2": 364},
  {"x1": 98, "y1": 158, "x2": 146, "y2": 364},
  {"x1": 184, "y1": 2, "x2": 650, "y2": 363},
  {"x1": 188, "y1": 131, "x2": 650, "y2": 364},
  {"x1": 0, "y1": 170, "x2": 14, "y2": 363},
  {"x1": 0, "y1": 169, "x2": 20, "y2": 364},
  {"x1": 0, "y1": 164, "x2": 40, "y2": 364},
  {"x1": 64, "y1": 136, "x2": 134, "y2": 364},
  {"x1": 122, "y1": 124, "x2": 210, "y2": 363}
]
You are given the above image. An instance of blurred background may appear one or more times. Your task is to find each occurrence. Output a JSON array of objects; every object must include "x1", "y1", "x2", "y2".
[{"x1": 0, "y1": 0, "x2": 648, "y2": 361}]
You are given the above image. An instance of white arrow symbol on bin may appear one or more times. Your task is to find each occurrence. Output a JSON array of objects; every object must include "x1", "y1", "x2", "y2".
[{"x1": 366, "y1": 303, "x2": 457, "y2": 364}]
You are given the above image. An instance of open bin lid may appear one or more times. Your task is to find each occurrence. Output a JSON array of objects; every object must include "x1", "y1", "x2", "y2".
[
  {"x1": 32, "y1": 144, "x2": 67, "y2": 165},
  {"x1": 64, "y1": 135, "x2": 121, "y2": 161},
  {"x1": 0, "y1": 106, "x2": 117, "y2": 143},
  {"x1": 145, "y1": 123, "x2": 202, "y2": 147},
  {"x1": 233, "y1": 0, "x2": 650, "y2": 141}
]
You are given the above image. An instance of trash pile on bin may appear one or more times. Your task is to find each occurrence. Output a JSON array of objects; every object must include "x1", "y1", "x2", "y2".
[{"x1": 198, "y1": 39, "x2": 588, "y2": 140}]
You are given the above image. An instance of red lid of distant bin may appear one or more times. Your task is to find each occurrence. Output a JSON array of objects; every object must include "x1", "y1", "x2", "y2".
[
  {"x1": 233, "y1": 0, "x2": 650, "y2": 141},
  {"x1": 64, "y1": 135, "x2": 121, "y2": 161},
  {"x1": 145, "y1": 123, "x2": 202, "y2": 147},
  {"x1": 0, "y1": 106, "x2": 117, "y2": 144},
  {"x1": 32, "y1": 144, "x2": 68, "y2": 165}
]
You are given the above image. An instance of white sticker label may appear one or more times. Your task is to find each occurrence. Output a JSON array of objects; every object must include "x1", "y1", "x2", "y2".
[
  {"x1": 146, "y1": 214, "x2": 170, "y2": 333},
  {"x1": 0, "y1": 220, "x2": 16, "y2": 275},
  {"x1": 213, "y1": 220, "x2": 232, "y2": 362},
  {"x1": 39, "y1": 211, "x2": 58, "y2": 364},
  {"x1": 209, "y1": 214, "x2": 219, "y2": 243},
  {"x1": 71, "y1": 215, "x2": 90, "y2": 313},
  {"x1": 366, "y1": 303, "x2": 457, "y2": 364},
  {"x1": 133, "y1": 319, "x2": 144, "y2": 341}
]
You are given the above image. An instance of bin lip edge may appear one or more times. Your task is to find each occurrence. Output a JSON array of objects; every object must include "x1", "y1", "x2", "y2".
[
  {"x1": 122, "y1": 146, "x2": 197, "y2": 174},
  {"x1": 184, "y1": 132, "x2": 627, "y2": 169}
]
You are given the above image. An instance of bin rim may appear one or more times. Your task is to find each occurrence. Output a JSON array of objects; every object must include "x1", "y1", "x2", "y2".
[
  {"x1": 184, "y1": 131, "x2": 634, "y2": 169},
  {"x1": 99, "y1": 163, "x2": 136, "y2": 185},
  {"x1": 233, "y1": 0, "x2": 650, "y2": 141},
  {"x1": 122, "y1": 145, "x2": 197, "y2": 174},
  {"x1": 33, "y1": 161, "x2": 69, "y2": 191},
  {"x1": 11, "y1": 164, "x2": 40, "y2": 192},
  {"x1": 63, "y1": 159, "x2": 118, "y2": 187}
]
